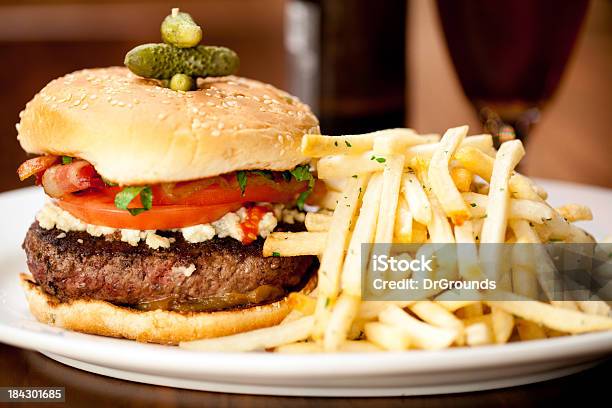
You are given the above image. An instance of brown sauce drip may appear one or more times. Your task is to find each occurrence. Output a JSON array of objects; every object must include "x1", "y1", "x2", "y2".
[{"x1": 132, "y1": 284, "x2": 285, "y2": 312}]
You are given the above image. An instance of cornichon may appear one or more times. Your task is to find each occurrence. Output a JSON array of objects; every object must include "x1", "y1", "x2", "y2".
[
  {"x1": 161, "y1": 8, "x2": 202, "y2": 48},
  {"x1": 169, "y1": 73, "x2": 194, "y2": 91},
  {"x1": 124, "y1": 43, "x2": 239, "y2": 79}
]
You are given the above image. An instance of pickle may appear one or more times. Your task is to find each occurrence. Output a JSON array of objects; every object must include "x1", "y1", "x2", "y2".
[
  {"x1": 169, "y1": 73, "x2": 194, "y2": 91},
  {"x1": 161, "y1": 8, "x2": 202, "y2": 48},
  {"x1": 124, "y1": 43, "x2": 239, "y2": 79}
]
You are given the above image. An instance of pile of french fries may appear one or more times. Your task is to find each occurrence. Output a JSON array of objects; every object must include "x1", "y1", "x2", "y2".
[{"x1": 180, "y1": 126, "x2": 612, "y2": 353}]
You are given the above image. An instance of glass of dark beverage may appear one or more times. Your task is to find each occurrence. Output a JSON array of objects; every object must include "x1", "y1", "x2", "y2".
[{"x1": 436, "y1": 0, "x2": 589, "y2": 144}]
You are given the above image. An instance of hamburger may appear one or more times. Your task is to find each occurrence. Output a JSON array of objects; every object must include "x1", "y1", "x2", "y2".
[{"x1": 16, "y1": 67, "x2": 320, "y2": 344}]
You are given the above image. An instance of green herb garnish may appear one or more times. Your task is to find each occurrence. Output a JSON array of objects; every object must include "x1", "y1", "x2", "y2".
[
  {"x1": 370, "y1": 155, "x2": 386, "y2": 163},
  {"x1": 345, "y1": 140, "x2": 352, "y2": 147},
  {"x1": 114, "y1": 186, "x2": 153, "y2": 216},
  {"x1": 252, "y1": 170, "x2": 274, "y2": 180},
  {"x1": 290, "y1": 165, "x2": 315, "y2": 210},
  {"x1": 272, "y1": 251, "x2": 280, "y2": 257},
  {"x1": 62, "y1": 156, "x2": 73, "y2": 165},
  {"x1": 102, "y1": 178, "x2": 118, "y2": 187},
  {"x1": 236, "y1": 171, "x2": 247, "y2": 195}
]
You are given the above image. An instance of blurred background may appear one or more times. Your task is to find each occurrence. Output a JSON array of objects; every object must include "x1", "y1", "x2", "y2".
[{"x1": 0, "y1": 0, "x2": 610, "y2": 193}]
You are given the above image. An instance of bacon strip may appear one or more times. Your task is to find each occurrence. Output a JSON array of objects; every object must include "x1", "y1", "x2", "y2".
[
  {"x1": 41, "y1": 160, "x2": 100, "y2": 197},
  {"x1": 17, "y1": 155, "x2": 60, "y2": 181}
]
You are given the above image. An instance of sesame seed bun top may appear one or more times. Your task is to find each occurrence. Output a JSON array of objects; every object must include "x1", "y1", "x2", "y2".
[{"x1": 17, "y1": 67, "x2": 319, "y2": 185}]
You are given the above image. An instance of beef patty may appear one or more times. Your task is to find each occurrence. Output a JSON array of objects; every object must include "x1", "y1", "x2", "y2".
[{"x1": 23, "y1": 222, "x2": 316, "y2": 312}]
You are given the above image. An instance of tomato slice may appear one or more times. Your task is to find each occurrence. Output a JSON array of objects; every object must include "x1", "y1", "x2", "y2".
[
  {"x1": 152, "y1": 174, "x2": 308, "y2": 206},
  {"x1": 57, "y1": 193, "x2": 241, "y2": 230}
]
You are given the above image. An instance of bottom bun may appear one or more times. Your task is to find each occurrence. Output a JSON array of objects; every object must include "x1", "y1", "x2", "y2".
[{"x1": 20, "y1": 273, "x2": 316, "y2": 345}]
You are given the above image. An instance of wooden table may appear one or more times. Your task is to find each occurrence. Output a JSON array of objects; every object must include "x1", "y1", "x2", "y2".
[{"x1": 0, "y1": 342, "x2": 610, "y2": 407}]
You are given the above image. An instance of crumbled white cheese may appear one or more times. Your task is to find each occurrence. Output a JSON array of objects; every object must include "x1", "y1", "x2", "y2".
[
  {"x1": 212, "y1": 212, "x2": 244, "y2": 241},
  {"x1": 271, "y1": 203, "x2": 284, "y2": 220},
  {"x1": 86, "y1": 224, "x2": 115, "y2": 237},
  {"x1": 258, "y1": 212, "x2": 278, "y2": 238},
  {"x1": 181, "y1": 224, "x2": 216, "y2": 243},
  {"x1": 35, "y1": 202, "x2": 306, "y2": 249},
  {"x1": 145, "y1": 232, "x2": 171, "y2": 249},
  {"x1": 36, "y1": 202, "x2": 86, "y2": 232},
  {"x1": 172, "y1": 263, "x2": 196, "y2": 277},
  {"x1": 77, "y1": 238, "x2": 83, "y2": 244},
  {"x1": 56, "y1": 232, "x2": 66, "y2": 239},
  {"x1": 282, "y1": 208, "x2": 306, "y2": 224}
]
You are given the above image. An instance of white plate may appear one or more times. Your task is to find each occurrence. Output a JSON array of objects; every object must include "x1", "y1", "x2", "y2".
[{"x1": 1, "y1": 181, "x2": 611, "y2": 397}]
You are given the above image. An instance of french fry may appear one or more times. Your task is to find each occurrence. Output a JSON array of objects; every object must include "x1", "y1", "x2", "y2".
[
  {"x1": 347, "y1": 318, "x2": 367, "y2": 340},
  {"x1": 451, "y1": 167, "x2": 473, "y2": 192},
  {"x1": 555, "y1": 204, "x2": 593, "y2": 222},
  {"x1": 323, "y1": 177, "x2": 350, "y2": 193},
  {"x1": 316, "y1": 136, "x2": 494, "y2": 179},
  {"x1": 379, "y1": 305, "x2": 458, "y2": 350},
  {"x1": 302, "y1": 128, "x2": 417, "y2": 157},
  {"x1": 550, "y1": 300, "x2": 580, "y2": 311},
  {"x1": 509, "y1": 224, "x2": 539, "y2": 299},
  {"x1": 313, "y1": 176, "x2": 369, "y2": 339},
  {"x1": 455, "y1": 146, "x2": 540, "y2": 201},
  {"x1": 454, "y1": 221, "x2": 483, "y2": 281},
  {"x1": 461, "y1": 302, "x2": 485, "y2": 318},
  {"x1": 316, "y1": 152, "x2": 384, "y2": 179},
  {"x1": 281, "y1": 309, "x2": 304, "y2": 324},
  {"x1": 484, "y1": 291, "x2": 612, "y2": 333},
  {"x1": 287, "y1": 293, "x2": 316, "y2": 315},
  {"x1": 372, "y1": 131, "x2": 433, "y2": 155},
  {"x1": 428, "y1": 125, "x2": 471, "y2": 225},
  {"x1": 436, "y1": 300, "x2": 480, "y2": 312},
  {"x1": 357, "y1": 300, "x2": 415, "y2": 320},
  {"x1": 462, "y1": 192, "x2": 554, "y2": 224},
  {"x1": 317, "y1": 190, "x2": 343, "y2": 210},
  {"x1": 375, "y1": 155, "x2": 405, "y2": 243},
  {"x1": 180, "y1": 316, "x2": 314, "y2": 352},
  {"x1": 342, "y1": 174, "x2": 383, "y2": 296},
  {"x1": 575, "y1": 300, "x2": 611, "y2": 317},
  {"x1": 338, "y1": 340, "x2": 383, "y2": 352},
  {"x1": 263, "y1": 231, "x2": 327, "y2": 257},
  {"x1": 411, "y1": 221, "x2": 428, "y2": 243},
  {"x1": 465, "y1": 321, "x2": 494, "y2": 346},
  {"x1": 415, "y1": 159, "x2": 455, "y2": 245},
  {"x1": 401, "y1": 171, "x2": 432, "y2": 225},
  {"x1": 364, "y1": 322, "x2": 411, "y2": 351},
  {"x1": 394, "y1": 198, "x2": 413, "y2": 243},
  {"x1": 305, "y1": 212, "x2": 332, "y2": 232},
  {"x1": 480, "y1": 141, "x2": 525, "y2": 286},
  {"x1": 409, "y1": 301, "x2": 464, "y2": 332},
  {"x1": 516, "y1": 318, "x2": 547, "y2": 341},
  {"x1": 481, "y1": 140, "x2": 525, "y2": 244},
  {"x1": 490, "y1": 306, "x2": 515, "y2": 344},
  {"x1": 324, "y1": 294, "x2": 360, "y2": 351}
]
